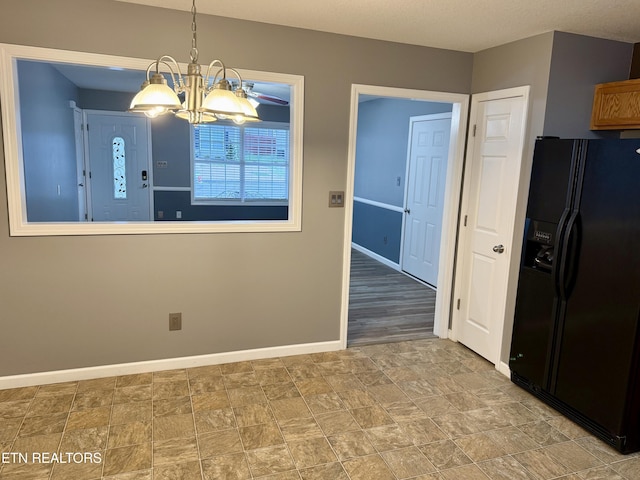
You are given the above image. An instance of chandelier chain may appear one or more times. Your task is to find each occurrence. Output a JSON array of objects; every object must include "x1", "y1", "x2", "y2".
[
  {"x1": 129, "y1": 0, "x2": 259, "y2": 124},
  {"x1": 190, "y1": 0, "x2": 198, "y2": 62}
]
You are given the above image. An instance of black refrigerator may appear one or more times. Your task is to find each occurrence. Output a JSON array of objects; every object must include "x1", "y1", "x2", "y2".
[{"x1": 509, "y1": 137, "x2": 640, "y2": 454}]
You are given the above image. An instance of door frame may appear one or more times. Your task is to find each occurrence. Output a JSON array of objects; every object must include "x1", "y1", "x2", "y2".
[
  {"x1": 400, "y1": 112, "x2": 453, "y2": 287},
  {"x1": 82, "y1": 109, "x2": 154, "y2": 222},
  {"x1": 450, "y1": 86, "x2": 531, "y2": 373},
  {"x1": 340, "y1": 85, "x2": 470, "y2": 347},
  {"x1": 72, "y1": 103, "x2": 88, "y2": 222}
]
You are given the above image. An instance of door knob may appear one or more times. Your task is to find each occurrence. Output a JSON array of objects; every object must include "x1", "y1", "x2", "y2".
[
  {"x1": 404, "y1": 208, "x2": 411, "y2": 214},
  {"x1": 142, "y1": 183, "x2": 148, "y2": 188},
  {"x1": 493, "y1": 244, "x2": 505, "y2": 254}
]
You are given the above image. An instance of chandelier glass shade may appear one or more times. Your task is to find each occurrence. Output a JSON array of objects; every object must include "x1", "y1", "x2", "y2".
[
  {"x1": 129, "y1": 73, "x2": 182, "y2": 118},
  {"x1": 129, "y1": 0, "x2": 259, "y2": 125}
]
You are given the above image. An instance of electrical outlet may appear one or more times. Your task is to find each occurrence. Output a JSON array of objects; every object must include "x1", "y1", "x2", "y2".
[{"x1": 169, "y1": 312, "x2": 182, "y2": 331}]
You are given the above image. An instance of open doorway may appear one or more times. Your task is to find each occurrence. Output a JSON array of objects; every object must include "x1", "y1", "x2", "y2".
[
  {"x1": 348, "y1": 248, "x2": 438, "y2": 346},
  {"x1": 340, "y1": 85, "x2": 469, "y2": 348}
]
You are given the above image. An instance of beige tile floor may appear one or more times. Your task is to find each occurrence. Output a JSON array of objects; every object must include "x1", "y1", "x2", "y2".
[{"x1": 0, "y1": 339, "x2": 639, "y2": 480}]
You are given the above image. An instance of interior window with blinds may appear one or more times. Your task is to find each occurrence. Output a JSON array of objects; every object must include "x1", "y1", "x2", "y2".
[{"x1": 193, "y1": 121, "x2": 290, "y2": 204}]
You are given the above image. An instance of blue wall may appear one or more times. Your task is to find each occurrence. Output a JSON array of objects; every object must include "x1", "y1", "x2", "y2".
[
  {"x1": 150, "y1": 114, "x2": 191, "y2": 188},
  {"x1": 354, "y1": 98, "x2": 452, "y2": 206},
  {"x1": 352, "y1": 202, "x2": 402, "y2": 263},
  {"x1": 151, "y1": 105, "x2": 290, "y2": 190},
  {"x1": 19, "y1": 60, "x2": 80, "y2": 221},
  {"x1": 78, "y1": 88, "x2": 130, "y2": 111},
  {"x1": 149, "y1": 104, "x2": 290, "y2": 221},
  {"x1": 154, "y1": 191, "x2": 287, "y2": 221},
  {"x1": 352, "y1": 98, "x2": 452, "y2": 263}
]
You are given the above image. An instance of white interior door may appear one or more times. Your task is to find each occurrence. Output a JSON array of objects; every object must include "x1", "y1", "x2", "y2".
[
  {"x1": 402, "y1": 113, "x2": 451, "y2": 287},
  {"x1": 85, "y1": 111, "x2": 152, "y2": 222},
  {"x1": 454, "y1": 87, "x2": 529, "y2": 364}
]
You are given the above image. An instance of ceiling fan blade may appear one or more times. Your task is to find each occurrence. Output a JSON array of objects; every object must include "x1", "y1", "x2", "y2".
[{"x1": 247, "y1": 90, "x2": 289, "y2": 106}]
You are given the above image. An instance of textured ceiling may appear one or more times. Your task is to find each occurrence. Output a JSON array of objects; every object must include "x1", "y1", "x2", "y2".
[{"x1": 115, "y1": 0, "x2": 640, "y2": 52}]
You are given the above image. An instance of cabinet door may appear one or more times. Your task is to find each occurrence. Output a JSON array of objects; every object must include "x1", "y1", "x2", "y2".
[{"x1": 591, "y1": 79, "x2": 640, "y2": 130}]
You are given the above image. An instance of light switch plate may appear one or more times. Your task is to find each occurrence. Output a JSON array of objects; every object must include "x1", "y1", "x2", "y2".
[{"x1": 329, "y1": 191, "x2": 345, "y2": 208}]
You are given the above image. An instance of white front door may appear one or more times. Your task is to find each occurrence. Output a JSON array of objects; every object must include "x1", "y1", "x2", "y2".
[
  {"x1": 85, "y1": 112, "x2": 152, "y2": 221},
  {"x1": 402, "y1": 113, "x2": 451, "y2": 287},
  {"x1": 454, "y1": 87, "x2": 529, "y2": 364}
]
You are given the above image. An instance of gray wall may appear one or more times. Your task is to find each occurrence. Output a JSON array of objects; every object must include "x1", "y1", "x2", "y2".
[
  {"x1": 543, "y1": 32, "x2": 633, "y2": 139},
  {"x1": 19, "y1": 60, "x2": 79, "y2": 222},
  {"x1": 472, "y1": 31, "x2": 554, "y2": 146},
  {"x1": 352, "y1": 98, "x2": 452, "y2": 263},
  {"x1": 0, "y1": 0, "x2": 473, "y2": 376}
]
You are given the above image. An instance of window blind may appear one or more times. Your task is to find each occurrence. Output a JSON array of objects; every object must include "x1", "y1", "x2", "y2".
[{"x1": 193, "y1": 122, "x2": 290, "y2": 203}]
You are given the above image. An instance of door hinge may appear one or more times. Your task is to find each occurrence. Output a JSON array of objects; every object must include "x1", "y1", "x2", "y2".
[
  {"x1": 472, "y1": 124, "x2": 476, "y2": 137},
  {"x1": 457, "y1": 298, "x2": 461, "y2": 310},
  {"x1": 88, "y1": 171, "x2": 92, "y2": 179},
  {"x1": 464, "y1": 215, "x2": 468, "y2": 227}
]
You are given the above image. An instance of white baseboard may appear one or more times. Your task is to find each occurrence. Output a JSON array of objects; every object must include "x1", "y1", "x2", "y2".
[
  {"x1": 0, "y1": 340, "x2": 343, "y2": 390},
  {"x1": 351, "y1": 242, "x2": 400, "y2": 271},
  {"x1": 497, "y1": 361, "x2": 511, "y2": 378}
]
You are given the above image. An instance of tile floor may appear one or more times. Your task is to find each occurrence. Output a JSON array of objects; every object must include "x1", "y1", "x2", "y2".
[{"x1": 0, "y1": 339, "x2": 639, "y2": 479}]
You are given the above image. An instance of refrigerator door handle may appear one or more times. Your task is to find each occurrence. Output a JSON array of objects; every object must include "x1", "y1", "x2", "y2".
[
  {"x1": 558, "y1": 211, "x2": 581, "y2": 299},
  {"x1": 554, "y1": 207, "x2": 572, "y2": 296}
]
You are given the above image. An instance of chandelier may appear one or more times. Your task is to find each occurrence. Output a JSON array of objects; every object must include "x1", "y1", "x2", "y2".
[{"x1": 129, "y1": 0, "x2": 259, "y2": 125}]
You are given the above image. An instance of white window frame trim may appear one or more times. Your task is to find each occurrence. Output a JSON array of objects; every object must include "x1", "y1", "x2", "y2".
[
  {"x1": 190, "y1": 120, "x2": 291, "y2": 207},
  {"x1": 0, "y1": 43, "x2": 304, "y2": 236}
]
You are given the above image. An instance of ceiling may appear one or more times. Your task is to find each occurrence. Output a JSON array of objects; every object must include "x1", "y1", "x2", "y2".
[
  {"x1": 49, "y1": 63, "x2": 292, "y2": 104},
  {"x1": 115, "y1": 0, "x2": 640, "y2": 53}
]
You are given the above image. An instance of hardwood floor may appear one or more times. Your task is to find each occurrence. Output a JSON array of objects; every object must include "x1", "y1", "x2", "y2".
[{"x1": 347, "y1": 249, "x2": 437, "y2": 346}]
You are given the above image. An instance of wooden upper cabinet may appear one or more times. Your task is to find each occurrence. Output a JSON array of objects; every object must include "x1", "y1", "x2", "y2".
[{"x1": 591, "y1": 78, "x2": 640, "y2": 130}]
